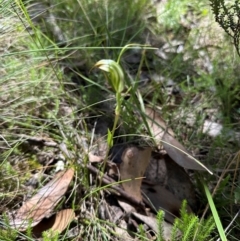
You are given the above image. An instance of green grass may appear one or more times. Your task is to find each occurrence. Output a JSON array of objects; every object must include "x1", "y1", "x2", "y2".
[{"x1": 1, "y1": 0, "x2": 240, "y2": 240}]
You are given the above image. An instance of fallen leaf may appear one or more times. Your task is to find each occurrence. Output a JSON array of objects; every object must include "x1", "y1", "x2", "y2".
[
  {"x1": 144, "y1": 153, "x2": 197, "y2": 211},
  {"x1": 118, "y1": 199, "x2": 136, "y2": 213},
  {"x1": 120, "y1": 146, "x2": 151, "y2": 202},
  {"x1": 162, "y1": 133, "x2": 212, "y2": 173},
  {"x1": 145, "y1": 154, "x2": 168, "y2": 186},
  {"x1": 32, "y1": 209, "x2": 75, "y2": 238},
  {"x1": 98, "y1": 200, "x2": 123, "y2": 223},
  {"x1": 163, "y1": 154, "x2": 197, "y2": 211},
  {"x1": 132, "y1": 212, "x2": 176, "y2": 240},
  {"x1": 144, "y1": 107, "x2": 212, "y2": 174},
  {"x1": 88, "y1": 153, "x2": 103, "y2": 163},
  {"x1": 51, "y1": 209, "x2": 75, "y2": 233},
  {"x1": 145, "y1": 107, "x2": 175, "y2": 145},
  {"x1": 142, "y1": 183, "x2": 192, "y2": 223},
  {"x1": 10, "y1": 169, "x2": 74, "y2": 230}
]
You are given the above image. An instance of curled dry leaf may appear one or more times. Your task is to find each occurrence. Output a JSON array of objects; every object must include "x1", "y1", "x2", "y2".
[
  {"x1": 145, "y1": 106, "x2": 212, "y2": 174},
  {"x1": 163, "y1": 154, "x2": 197, "y2": 211},
  {"x1": 32, "y1": 209, "x2": 75, "y2": 238},
  {"x1": 120, "y1": 146, "x2": 152, "y2": 202},
  {"x1": 10, "y1": 169, "x2": 74, "y2": 230},
  {"x1": 50, "y1": 209, "x2": 75, "y2": 233}
]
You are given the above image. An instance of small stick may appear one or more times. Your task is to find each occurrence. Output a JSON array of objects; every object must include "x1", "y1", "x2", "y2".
[{"x1": 86, "y1": 164, "x2": 146, "y2": 209}]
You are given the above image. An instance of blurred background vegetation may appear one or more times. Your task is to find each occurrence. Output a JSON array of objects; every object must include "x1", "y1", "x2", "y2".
[{"x1": 1, "y1": 0, "x2": 240, "y2": 240}]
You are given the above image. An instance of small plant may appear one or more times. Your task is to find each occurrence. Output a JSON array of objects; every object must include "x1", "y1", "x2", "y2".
[
  {"x1": 42, "y1": 230, "x2": 60, "y2": 241},
  {"x1": 0, "y1": 214, "x2": 18, "y2": 241},
  {"x1": 175, "y1": 200, "x2": 216, "y2": 241},
  {"x1": 155, "y1": 201, "x2": 216, "y2": 241},
  {"x1": 2, "y1": 0, "x2": 240, "y2": 240},
  {"x1": 157, "y1": 210, "x2": 165, "y2": 241},
  {"x1": 210, "y1": 0, "x2": 240, "y2": 56},
  {"x1": 94, "y1": 58, "x2": 125, "y2": 149},
  {"x1": 93, "y1": 44, "x2": 153, "y2": 150}
]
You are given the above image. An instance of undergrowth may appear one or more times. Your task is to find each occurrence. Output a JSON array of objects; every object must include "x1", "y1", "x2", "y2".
[{"x1": 1, "y1": 0, "x2": 240, "y2": 240}]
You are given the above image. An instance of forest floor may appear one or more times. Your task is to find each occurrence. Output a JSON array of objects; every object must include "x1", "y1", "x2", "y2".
[{"x1": 1, "y1": 0, "x2": 240, "y2": 240}]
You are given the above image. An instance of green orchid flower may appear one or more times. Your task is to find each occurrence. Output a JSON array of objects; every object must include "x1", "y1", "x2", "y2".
[{"x1": 94, "y1": 59, "x2": 124, "y2": 94}]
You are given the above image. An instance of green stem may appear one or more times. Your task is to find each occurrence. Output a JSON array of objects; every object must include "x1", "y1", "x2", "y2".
[
  {"x1": 117, "y1": 43, "x2": 151, "y2": 64},
  {"x1": 108, "y1": 92, "x2": 122, "y2": 150}
]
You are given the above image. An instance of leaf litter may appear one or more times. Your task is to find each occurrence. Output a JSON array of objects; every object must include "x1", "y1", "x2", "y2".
[
  {"x1": 3, "y1": 1, "x2": 232, "y2": 239},
  {"x1": 4, "y1": 103, "x2": 213, "y2": 240},
  {"x1": 144, "y1": 106, "x2": 212, "y2": 173},
  {"x1": 32, "y1": 209, "x2": 75, "y2": 238},
  {"x1": 119, "y1": 146, "x2": 152, "y2": 202},
  {"x1": 13, "y1": 104, "x2": 212, "y2": 239},
  {"x1": 9, "y1": 169, "x2": 74, "y2": 231}
]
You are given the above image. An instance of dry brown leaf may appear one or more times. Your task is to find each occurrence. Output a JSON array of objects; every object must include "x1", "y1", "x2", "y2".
[
  {"x1": 145, "y1": 107, "x2": 175, "y2": 144},
  {"x1": 145, "y1": 154, "x2": 168, "y2": 186},
  {"x1": 118, "y1": 199, "x2": 136, "y2": 213},
  {"x1": 145, "y1": 107, "x2": 212, "y2": 173},
  {"x1": 162, "y1": 133, "x2": 212, "y2": 173},
  {"x1": 120, "y1": 146, "x2": 151, "y2": 202},
  {"x1": 32, "y1": 209, "x2": 75, "y2": 238},
  {"x1": 163, "y1": 154, "x2": 197, "y2": 211},
  {"x1": 144, "y1": 153, "x2": 197, "y2": 210},
  {"x1": 10, "y1": 169, "x2": 74, "y2": 230},
  {"x1": 88, "y1": 153, "x2": 103, "y2": 163},
  {"x1": 132, "y1": 212, "x2": 175, "y2": 240},
  {"x1": 142, "y1": 183, "x2": 192, "y2": 223},
  {"x1": 51, "y1": 209, "x2": 75, "y2": 233}
]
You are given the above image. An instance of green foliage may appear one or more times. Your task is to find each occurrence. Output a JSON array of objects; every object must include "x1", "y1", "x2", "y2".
[
  {"x1": 0, "y1": 214, "x2": 18, "y2": 241},
  {"x1": 42, "y1": 230, "x2": 60, "y2": 241},
  {"x1": 210, "y1": 0, "x2": 240, "y2": 56},
  {"x1": 26, "y1": 220, "x2": 33, "y2": 239},
  {"x1": 43, "y1": 0, "x2": 153, "y2": 66},
  {"x1": 169, "y1": 200, "x2": 216, "y2": 241},
  {"x1": 157, "y1": 210, "x2": 165, "y2": 241},
  {"x1": 138, "y1": 224, "x2": 148, "y2": 241},
  {"x1": 1, "y1": 0, "x2": 240, "y2": 240},
  {"x1": 158, "y1": 0, "x2": 208, "y2": 31},
  {"x1": 214, "y1": 76, "x2": 240, "y2": 124},
  {"x1": 0, "y1": 162, "x2": 17, "y2": 193},
  {"x1": 158, "y1": 0, "x2": 188, "y2": 30},
  {"x1": 203, "y1": 182, "x2": 227, "y2": 241},
  {"x1": 234, "y1": 185, "x2": 240, "y2": 204}
]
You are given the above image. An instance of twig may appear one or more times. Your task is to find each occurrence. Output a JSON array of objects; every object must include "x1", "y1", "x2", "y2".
[
  {"x1": 19, "y1": 134, "x2": 58, "y2": 147},
  {"x1": 86, "y1": 164, "x2": 146, "y2": 209}
]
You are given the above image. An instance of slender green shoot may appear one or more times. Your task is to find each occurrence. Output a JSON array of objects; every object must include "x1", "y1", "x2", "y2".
[{"x1": 203, "y1": 181, "x2": 227, "y2": 241}]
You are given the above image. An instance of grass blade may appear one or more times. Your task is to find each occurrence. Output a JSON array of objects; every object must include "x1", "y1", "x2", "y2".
[{"x1": 203, "y1": 182, "x2": 227, "y2": 241}]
